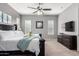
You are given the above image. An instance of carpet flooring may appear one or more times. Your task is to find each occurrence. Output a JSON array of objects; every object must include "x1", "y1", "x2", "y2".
[{"x1": 45, "y1": 39, "x2": 79, "y2": 56}]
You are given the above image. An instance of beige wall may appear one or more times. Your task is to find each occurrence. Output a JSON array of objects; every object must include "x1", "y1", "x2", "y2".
[
  {"x1": 20, "y1": 15, "x2": 58, "y2": 40},
  {"x1": 58, "y1": 4, "x2": 79, "y2": 51},
  {"x1": 0, "y1": 3, "x2": 20, "y2": 24},
  {"x1": 58, "y1": 4, "x2": 78, "y2": 35}
]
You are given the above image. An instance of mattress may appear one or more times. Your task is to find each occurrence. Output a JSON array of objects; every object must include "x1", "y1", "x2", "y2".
[
  {"x1": 0, "y1": 37, "x2": 40, "y2": 56},
  {"x1": 0, "y1": 31, "x2": 25, "y2": 51},
  {"x1": 0, "y1": 30, "x2": 40, "y2": 55},
  {"x1": 0, "y1": 40, "x2": 20, "y2": 51}
]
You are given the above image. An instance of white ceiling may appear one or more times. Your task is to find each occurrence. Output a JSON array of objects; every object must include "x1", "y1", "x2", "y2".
[{"x1": 8, "y1": 3, "x2": 72, "y2": 15}]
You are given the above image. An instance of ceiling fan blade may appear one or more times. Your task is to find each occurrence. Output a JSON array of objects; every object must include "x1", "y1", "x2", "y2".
[
  {"x1": 33, "y1": 10, "x2": 39, "y2": 13},
  {"x1": 43, "y1": 8, "x2": 52, "y2": 11},
  {"x1": 28, "y1": 7, "x2": 37, "y2": 9}
]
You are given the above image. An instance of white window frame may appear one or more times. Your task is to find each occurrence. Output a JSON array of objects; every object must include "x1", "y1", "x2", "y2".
[
  {"x1": 48, "y1": 20, "x2": 54, "y2": 35},
  {"x1": 25, "y1": 20, "x2": 31, "y2": 34}
]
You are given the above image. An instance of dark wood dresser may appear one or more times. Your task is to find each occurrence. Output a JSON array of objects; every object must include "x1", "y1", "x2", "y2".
[{"x1": 57, "y1": 34, "x2": 77, "y2": 50}]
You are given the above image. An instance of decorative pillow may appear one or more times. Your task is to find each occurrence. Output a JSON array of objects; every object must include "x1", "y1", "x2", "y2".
[
  {"x1": 24, "y1": 34, "x2": 40, "y2": 40},
  {"x1": 30, "y1": 34, "x2": 40, "y2": 39}
]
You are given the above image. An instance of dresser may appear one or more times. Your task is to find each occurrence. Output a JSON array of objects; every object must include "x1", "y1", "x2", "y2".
[{"x1": 57, "y1": 34, "x2": 77, "y2": 50}]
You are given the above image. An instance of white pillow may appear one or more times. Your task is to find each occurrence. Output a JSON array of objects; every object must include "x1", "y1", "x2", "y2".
[
  {"x1": 30, "y1": 34, "x2": 40, "y2": 39},
  {"x1": 0, "y1": 31, "x2": 24, "y2": 41},
  {"x1": 13, "y1": 31, "x2": 24, "y2": 38}
]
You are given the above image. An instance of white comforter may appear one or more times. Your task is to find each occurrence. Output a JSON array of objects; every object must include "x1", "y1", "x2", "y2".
[
  {"x1": 27, "y1": 38, "x2": 40, "y2": 55},
  {"x1": 0, "y1": 31, "x2": 40, "y2": 56}
]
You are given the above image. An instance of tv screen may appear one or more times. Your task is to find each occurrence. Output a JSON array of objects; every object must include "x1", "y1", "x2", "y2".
[{"x1": 65, "y1": 21, "x2": 75, "y2": 32}]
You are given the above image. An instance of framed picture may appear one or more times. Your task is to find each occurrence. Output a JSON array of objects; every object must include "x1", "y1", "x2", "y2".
[{"x1": 36, "y1": 21, "x2": 43, "y2": 29}]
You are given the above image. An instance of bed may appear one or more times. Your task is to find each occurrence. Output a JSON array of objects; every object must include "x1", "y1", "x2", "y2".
[{"x1": 0, "y1": 24, "x2": 45, "y2": 56}]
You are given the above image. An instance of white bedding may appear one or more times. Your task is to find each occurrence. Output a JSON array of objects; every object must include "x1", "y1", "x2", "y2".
[
  {"x1": 0, "y1": 31, "x2": 40, "y2": 56},
  {"x1": 0, "y1": 38, "x2": 40, "y2": 55},
  {"x1": 0, "y1": 31, "x2": 24, "y2": 41}
]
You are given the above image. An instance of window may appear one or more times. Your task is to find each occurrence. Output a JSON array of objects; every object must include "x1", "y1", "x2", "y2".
[
  {"x1": 8, "y1": 15, "x2": 12, "y2": 24},
  {"x1": 48, "y1": 20, "x2": 54, "y2": 35},
  {"x1": 3, "y1": 13, "x2": 8, "y2": 23},
  {"x1": 16, "y1": 18, "x2": 20, "y2": 26},
  {"x1": 0, "y1": 11, "x2": 2, "y2": 22},
  {"x1": 0, "y1": 10, "x2": 12, "y2": 24},
  {"x1": 25, "y1": 20, "x2": 31, "y2": 33},
  {"x1": 16, "y1": 17, "x2": 20, "y2": 30}
]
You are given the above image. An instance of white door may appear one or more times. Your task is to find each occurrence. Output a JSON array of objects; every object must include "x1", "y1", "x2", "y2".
[{"x1": 25, "y1": 20, "x2": 31, "y2": 33}]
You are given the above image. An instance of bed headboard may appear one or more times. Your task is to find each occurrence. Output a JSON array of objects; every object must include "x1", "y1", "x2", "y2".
[{"x1": 0, "y1": 24, "x2": 16, "y2": 30}]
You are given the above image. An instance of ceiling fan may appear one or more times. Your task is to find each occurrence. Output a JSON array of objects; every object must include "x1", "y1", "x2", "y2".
[{"x1": 27, "y1": 3, "x2": 52, "y2": 15}]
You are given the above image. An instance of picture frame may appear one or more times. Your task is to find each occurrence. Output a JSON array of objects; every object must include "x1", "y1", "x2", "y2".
[{"x1": 36, "y1": 21, "x2": 43, "y2": 29}]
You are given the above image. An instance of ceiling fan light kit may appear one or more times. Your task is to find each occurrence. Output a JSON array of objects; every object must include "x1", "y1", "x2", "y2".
[{"x1": 37, "y1": 11, "x2": 43, "y2": 15}]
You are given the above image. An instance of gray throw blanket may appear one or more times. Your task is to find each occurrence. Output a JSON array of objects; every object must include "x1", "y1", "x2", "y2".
[{"x1": 17, "y1": 37, "x2": 32, "y2": 52}]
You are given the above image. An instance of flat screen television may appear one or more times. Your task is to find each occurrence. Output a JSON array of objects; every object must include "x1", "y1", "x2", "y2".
[{"x1": 65, "y1": 21, "x2": 75, "y2": 32}]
